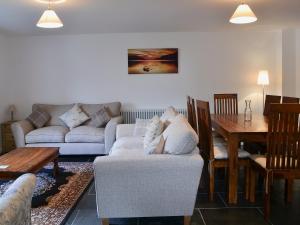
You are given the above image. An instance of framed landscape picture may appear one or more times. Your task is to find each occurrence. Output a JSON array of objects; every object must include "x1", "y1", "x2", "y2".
[{"x1": 128, "y1": 48, "x2": 178, "y2": 74}]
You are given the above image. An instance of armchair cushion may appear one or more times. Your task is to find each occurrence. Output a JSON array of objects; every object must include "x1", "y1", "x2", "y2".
[
  {"x1": 25, "y1": 126, "x2": 69, "y2": 144},
  {"x1": 65, "y1": 126, "x2": 105, "y2": 143}
]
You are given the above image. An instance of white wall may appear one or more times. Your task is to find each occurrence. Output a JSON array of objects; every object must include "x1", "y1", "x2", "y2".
[
  {"x1": 0, "y1": 34, "x2": 11, "y2": 122},
  {"x1": 6, "y1": 31, "x2": 282, "y2": 119},
  {"x1": 282, "y1": 29, "x2": 297, "y2": 96},
  {"x1": 282, "y1": 29, "x2": 300, "y2": 98},
  {"x1": 296, "y1": 30, "x2": 300, "y2": 97}
]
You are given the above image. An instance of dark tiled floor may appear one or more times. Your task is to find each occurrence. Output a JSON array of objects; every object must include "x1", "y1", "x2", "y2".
[{"x1": 62, "y1": 156, "x2": 300, "y2": 225}]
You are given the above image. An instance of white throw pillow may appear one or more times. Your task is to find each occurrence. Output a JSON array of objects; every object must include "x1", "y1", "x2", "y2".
[
  {"x1": 143, "y1": 116, "x2": 164, "y2": 149},
  {"x1": 59, "y1": 104, "x2": 89, "y2": 129},
  {"x1": 144, "y1": 134, "x2": 165, "y2": 154},
  {"x1": 163, "y1": 114, "x2": 199, "y2": 155},
  {"x1": 133, "y1": 119, "x2": 151, "y2": 137},
  {"x1": 160, "y1": 106, "x2": 178, "y2": 125}
]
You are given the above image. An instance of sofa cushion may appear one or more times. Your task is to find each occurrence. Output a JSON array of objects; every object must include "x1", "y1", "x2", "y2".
[
  {"x1": 59, "y1": 104, "x2": 90, "y2": 129},
  {"x1": 163, "y1": 114, "x2": 198, "y2": 155},
  {"x1": 25, "y1": 126, "x2": 69, "y2": 144},
  {"x1": 89, "y1": 107, "x2": 111, "y2": 128},
  {"x1": 112, "y1": 136, "x2": 144, "y2": 150},
  {"x1": 33, "y1": 104, "x2": 74, "y2": 126},
  {"x1": 81, "y1": 102, "x2": 121, "y2": 126},
  {"x1": 26, "y1": 107, "x2": 50, "y2": 128},
  {"x1": 160, "y1": 106, "x2": 178, "y2": 124},
  {"x1": 133, "y1": 119, "x2": 151, "y2": 137},
  {"x1": 144, "y1": 134, "x2": 165, "y2": 154},
  {"x1": 65, "y1": 126, "x2": 105, "y2": 143},
  {"x1": 143, "y1": 116, "x2": 164, "y2": 150}
]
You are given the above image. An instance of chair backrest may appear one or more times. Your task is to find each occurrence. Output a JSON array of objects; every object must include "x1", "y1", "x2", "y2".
[
  {"x1": 214, "y1": 93, "x2": 238, "y2": 115},
  {"x1": 196, "y1": 100, "x2": 214, "y2": 160},
  {"x1": 187, "y1": 96, "x2": 197, "y2": 132},
  {"x1": 263, "y1": 95, "x2": 281, "y2": 116},
  {"x1": 266, "y1": 103, "x2": 300, "y2": 170},
  {"x1": 282, "y1": 96, "x2": 300, "y2": 104}
]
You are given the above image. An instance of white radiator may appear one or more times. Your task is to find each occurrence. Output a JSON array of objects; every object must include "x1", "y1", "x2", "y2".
[{"x1": 121, "y1": 108, "x2": 187, "y2": 124}]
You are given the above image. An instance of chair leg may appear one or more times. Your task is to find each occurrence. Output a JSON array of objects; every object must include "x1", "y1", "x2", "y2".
[
  {"x1": 184, "y1": 216, "x2": 191, "y2": 225},
  {"x1": 101, "y1": 218, "x2": 109, "y2": 225},
  {"x1": 209, "y1": 165, "x2": 215, "y2": 201},
  {"x1": 249, "y1": 167, "x2": 256, "y2": 203},
  {"x1": 285, "y1": 179, "x2": 293, "y2": 203},
  {"x1": 264, "y1": 179, "x2": 271, "y2": 221},
  {"x1": 244, "y1": 166, "x2": 250, "y2": 200}
]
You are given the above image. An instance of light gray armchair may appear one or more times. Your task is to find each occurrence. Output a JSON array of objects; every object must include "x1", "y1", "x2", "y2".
[{"x1": 0, "y1": 173, "x2": 36, "y2": 225}]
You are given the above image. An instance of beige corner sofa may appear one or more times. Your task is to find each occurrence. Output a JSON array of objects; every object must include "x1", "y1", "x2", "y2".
[{"x1": 11, "y1": 102, "x2": 123, "y2": 155}]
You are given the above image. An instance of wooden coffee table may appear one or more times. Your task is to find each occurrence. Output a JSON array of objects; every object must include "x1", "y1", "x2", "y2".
[{"x1": 0, "y1": 147, "x2": 59, "y2": 179}]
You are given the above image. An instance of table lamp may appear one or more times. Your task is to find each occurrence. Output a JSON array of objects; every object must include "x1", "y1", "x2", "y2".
[{"x1": 257, "y1": 70, "x2": 269, "y2": 110}]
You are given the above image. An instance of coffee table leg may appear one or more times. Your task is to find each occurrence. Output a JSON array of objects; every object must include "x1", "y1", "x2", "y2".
[{"x1": 53, "y1": 159, "x2": 59, "y2": 177}]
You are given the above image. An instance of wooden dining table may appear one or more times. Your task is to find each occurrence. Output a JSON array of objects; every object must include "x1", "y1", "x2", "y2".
[{"x1": 211, "y1": 114, "x2": 268, "y2": 204}]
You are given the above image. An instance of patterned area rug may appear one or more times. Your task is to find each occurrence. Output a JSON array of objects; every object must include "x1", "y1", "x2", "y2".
[{"x1": 0, "y1": 162, "x2": 94, "y2": 225}]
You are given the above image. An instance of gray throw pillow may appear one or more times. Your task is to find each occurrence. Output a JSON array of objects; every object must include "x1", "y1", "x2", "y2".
[
  {"x1": 26, "y1": 107, "x2": 51, "y2": 128},
  {"x1": 89, "y1": 107, "x2": 111, "y2": 127}
]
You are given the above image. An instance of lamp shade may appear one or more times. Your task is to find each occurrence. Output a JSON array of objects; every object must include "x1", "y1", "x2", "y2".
[
  {"x1": 36, "y1": 9, "x2": 63, "y2": 28},
  {"x1": 229, "y1": 4, "x2": 257, "y2": 24},
  {"x1": 257, "y1": 70, "x2": 269, "y2": 86},
  {"x1": 8, "y1": 104, "x2": 16, "y2": 113}
]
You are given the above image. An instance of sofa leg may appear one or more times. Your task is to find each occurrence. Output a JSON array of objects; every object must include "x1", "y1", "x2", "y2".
[
  {"x1": 101, "y1": 218, "x2": 109, "y2": 225},
  {"x1": 184, "y1": 216, "x2": 191, "y2": 225}
]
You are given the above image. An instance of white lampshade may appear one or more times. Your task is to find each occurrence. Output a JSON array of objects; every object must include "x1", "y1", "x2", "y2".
[
  {"x1": 36, "y1": 9, "x2": 63, "y2": 28},
  {"x1": 257, "y1": 70, "x2": 269, "y2": 86},
  {"x1": 229, "y1": 4, "x2": 257, "y2": 24}
]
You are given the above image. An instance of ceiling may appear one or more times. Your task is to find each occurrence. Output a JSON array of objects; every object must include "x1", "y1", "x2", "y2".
[{"x1": 0, "y1": 0, "x2": 300, "y2": 36}]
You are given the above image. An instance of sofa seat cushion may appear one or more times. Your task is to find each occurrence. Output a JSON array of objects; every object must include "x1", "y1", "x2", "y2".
[
  {"x1": 111, "y1": 137, "x2": 143, "y2": 151},
  {"x1": 65, "y1": 126, "x2": 105, "y2": 143},
  {"x1": 26, "y1": 126, "x2": 69, "y2": 144},
  {"x1": 110, "y1": 136, "x2": 144, "y2": 156},
  {"x1": 109, "y1": 148, "x2": 146, "y2": 157}
]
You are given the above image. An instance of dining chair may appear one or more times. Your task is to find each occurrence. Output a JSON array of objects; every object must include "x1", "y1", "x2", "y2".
[
  {"x1": 249, "y1": 103, "x2": 300, "y2": 220},
  {"x1": 187, "y1": 96, "x2": 197, "y2": 132},
  {"x1": 196, "y1": 99, "x2": 250, "y2": 201},
  {"x1": 282, "y1": 96, "x2": 300, "y2": 103},
  {"x1": 263, "y1": 95, "x2": 281, "y2": 116},
  {"x1": 214, "y1": 93, "x2": 238, "y2": 115}
]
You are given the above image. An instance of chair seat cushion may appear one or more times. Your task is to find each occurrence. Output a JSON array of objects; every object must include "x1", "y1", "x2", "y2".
[
  {"x1": 250, "y1": 154, "x2": 298, "y2": 168},
  {"x1": 65, "y1": 126, "x2": 105, "y2": 143},
  {"x1": 26, "y1": 126, "x2": 69, "y2": 144},
  {"x1": 214, "y1": 144, "x2": 250, "y2": 159}
]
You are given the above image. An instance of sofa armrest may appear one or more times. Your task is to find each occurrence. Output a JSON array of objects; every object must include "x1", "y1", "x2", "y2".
[
  {"x1": 104, "y1": 116, "x2": 124, "y2": 154},
  {"x1": 93, "y1": 152, "x2": 204, "y2": 218},
  {"x1": 11, "y1": 120, "x2": 34, "y2": 147},
  {"x1": 116, "y1": 124, "x2": 135, "y2": 139}
]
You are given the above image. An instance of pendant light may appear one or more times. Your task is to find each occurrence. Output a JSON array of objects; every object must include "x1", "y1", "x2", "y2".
[
  {"x1": 36, "y1": 0, "x2": 63, "y2": 28},
  {"x1": 229, "y1": 3, "x2": 257, "y2": 24}
]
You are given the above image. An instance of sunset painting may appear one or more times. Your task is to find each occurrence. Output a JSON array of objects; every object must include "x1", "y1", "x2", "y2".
[{"x1": 128, "y1": 48, "x2": 178, "y2": 74}]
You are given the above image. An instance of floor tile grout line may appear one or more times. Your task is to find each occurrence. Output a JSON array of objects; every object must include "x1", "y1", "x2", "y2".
[
  {"x1": 217, "y1": 192, "x2": 228, "y2": 207},
  {"x1": 197, "y1": 208, "x2": 207, "y2": 225},
  {"x1": 70, "y1": 209, "x2": 80, "y2": 225},
  {"x1": 256, "y1": 207, "x2": 274, "y2": 225}
]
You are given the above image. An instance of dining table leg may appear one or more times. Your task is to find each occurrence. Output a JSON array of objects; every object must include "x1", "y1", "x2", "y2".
[{"x1": 227, "y1": 134, "x2": 239, "y2": 204}]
